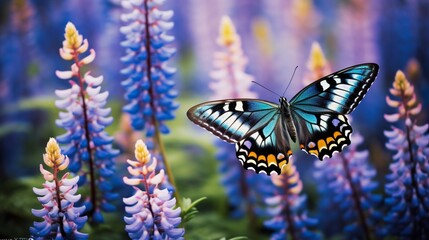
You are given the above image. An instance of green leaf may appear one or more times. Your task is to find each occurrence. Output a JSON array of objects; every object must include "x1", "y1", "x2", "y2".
[{"x1": 181, "y1": 196, "x2": 207, "y2": 224}]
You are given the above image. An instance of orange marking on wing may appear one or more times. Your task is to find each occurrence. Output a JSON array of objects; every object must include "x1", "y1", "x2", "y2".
[
  {"x1": 317, "y1": 139, "x2": 327, "y2": 151},
  {"x1": 309, "y1": 149, "x2": 319, "y2": 156},
  {"x1": 249, "y1": 151, "x2": 257, "y2": 159},
  {"x1": 333, "y1": 131, "x2": 342, "y2": 139},
  {"x1": 267, "y1": 154, "x2": 277, "y2": 166},
  {"x1": 287, "y1": 149, "x2": 293, "y2": 156},
  {"x1": 258, "y1": 155, "x2": 266, "y2": 162},
  {"x1": 326, "y1": 137, "x2": 335, "y2": 144}
]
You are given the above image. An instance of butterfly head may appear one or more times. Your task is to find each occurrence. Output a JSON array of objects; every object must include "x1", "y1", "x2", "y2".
[{"x1": 279, "y1": 97, "x2": 290, "y2": 108}]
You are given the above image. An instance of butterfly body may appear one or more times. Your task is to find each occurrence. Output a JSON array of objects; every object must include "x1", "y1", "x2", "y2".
[
  {"x1": 187, "y1": 63, "x2": 379, "y2": 175},
  {"x1": 278, "y1": 97, "x2": 297, "y2": 143}
]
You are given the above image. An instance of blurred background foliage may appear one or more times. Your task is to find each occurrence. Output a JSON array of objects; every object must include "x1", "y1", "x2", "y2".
[{"x1": 0, "y1": 0, "x2": 429, "y2": 239}]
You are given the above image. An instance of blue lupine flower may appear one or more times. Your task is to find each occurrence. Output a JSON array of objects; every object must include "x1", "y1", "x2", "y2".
[
  {"x1": 217, "y1": 140, "x2": 274, "y2": 218},
  {"x1": 264, "y1": 158, "x2": 320, "y2": 240},
  {"x1": 55, "y1": 22, "x2": 120, "y2": 222},
  {"x1": 30, "y1": 138, "x2": 88, "y2": 240},
  {"x1": 383, "y1": 70, "x2": 429, "y2": 238},
  {"x1": 314, "y1": 132, "x2": 382, "y2": 239},
  {"x1": 120, "y1": 0, "x2": 178, "y2": 150},
  {"x1": 123, "y1": 139, "x2": 184, "y2": 239}
]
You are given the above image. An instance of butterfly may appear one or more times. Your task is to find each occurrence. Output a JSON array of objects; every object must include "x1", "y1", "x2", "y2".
[{"x1": 187, "y1": 63, "x2": 379, "y2": 175}]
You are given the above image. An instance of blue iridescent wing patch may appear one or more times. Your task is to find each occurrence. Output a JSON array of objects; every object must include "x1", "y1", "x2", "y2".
[
  {"x1": 187, "y1": 99, "x2": 279, "y2": 143},
  {"x1": 290, "y1": 63, "x2": 378, "y2": 159}
]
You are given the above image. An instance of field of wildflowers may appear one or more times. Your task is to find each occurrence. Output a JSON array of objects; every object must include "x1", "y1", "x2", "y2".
[{"x1": 1, "y1": 0, "x2": 428, "y2": 239}]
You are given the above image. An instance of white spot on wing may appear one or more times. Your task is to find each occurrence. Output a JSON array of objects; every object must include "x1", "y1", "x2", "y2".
[
  {"x1": 333, "y1": 77, "x2": 341, "y2": 84},
  {"x1": 320, "y1": 80, "x2": 330, "y2": 91},
  {"x1": 223, "y1": 103, "x2": 229, "y2": 111},
  {"x1": 236, "y1": 101, "x2": 244, "y2": 111}
]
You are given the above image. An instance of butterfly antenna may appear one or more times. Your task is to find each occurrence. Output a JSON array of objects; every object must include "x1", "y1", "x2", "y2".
[
  {"x1": 282, "y1": 66, "x2": 298, "y2": 96},
  {"x1": 251, "y1": 81, "x2": 282, "y2": 97}
]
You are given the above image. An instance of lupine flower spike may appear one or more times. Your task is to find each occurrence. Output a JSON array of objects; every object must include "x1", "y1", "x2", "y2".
[
  {"x1": 303, "y1": 41, "x2": 331, "y2": 85},
  {"x1": 55, "y1": 22, "x2": 120, "y2": 222},
  {"x1": 120, "y1": 0, "x2": 178, "y2": 146},
  {"x1": 30, "y1": 138, "x2": 88, "y2": 240},
  {"x1": 210, "y1": 16, "x2": 273, "y2": 219},
  {"x1": 210, "y1": 16, "x2": 257, "y2": 100},
  {"x1": 123, "y1": 139, "x2": 184, "y2": 239},
  {"x1": 308, "y1": 43, "x2": 382, "y2": 239},
  {"x1": 264, "y1": 158, "x2": 320, "y2": 240},
  {"x1": 314, "y1": 132, "x2": 382, "y2": 239},
  {"x1": 120, "y1": 0, "x2": 179, "y2": 194},
  {"x1": 383, "y1": 70, "x2": 429, "y2": 238}
]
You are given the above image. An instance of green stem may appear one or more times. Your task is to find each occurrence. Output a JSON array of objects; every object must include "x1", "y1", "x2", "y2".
[{"x1": 154, "y1": 121, "x2": 181, "y2": 204}]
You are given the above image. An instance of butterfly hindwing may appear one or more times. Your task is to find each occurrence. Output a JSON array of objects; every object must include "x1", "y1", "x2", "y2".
[
  {"x1": 235, "y1": 116, "x2": 291, "y2": 175},
  {"x1": 186, "y1": 99, "x2": 278, "y2": 143},
  {"x1": 293, "y1": 113, "x2": 352, "y2": 159}
]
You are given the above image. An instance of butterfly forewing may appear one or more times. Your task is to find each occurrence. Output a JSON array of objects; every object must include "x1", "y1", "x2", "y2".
[
  {"x1": 290, "y1": 63, "x2": 378, "y2": 114},
  {"x1": 187, "y1": 99, "x2": 279, "y2": 143}
]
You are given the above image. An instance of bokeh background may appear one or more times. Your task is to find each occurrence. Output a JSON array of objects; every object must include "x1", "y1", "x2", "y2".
[{"x1": 1, "y1": 0, "x2": 428, "y2": 239}]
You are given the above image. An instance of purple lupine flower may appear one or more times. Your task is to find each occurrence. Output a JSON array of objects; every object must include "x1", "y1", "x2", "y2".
[
  {"x1": 123, "y1": 139, "x2": 184, "y2": 239},
  {"x1": 210, "y1": 16, "x2": 257, "y2": 100},
  {"x1": 383, "y1": 70, "x2": 429, "y2": 238},
  {"x1": 30, "y1": 138, "x2": 88, "y2": 240},
  {"x1": 209, "y1": 16, "x2": 275, "y2": 219},
  {"x1": 305, "y1": 43, "x2": 382, "y2": 238},
  {"x1": 314, "y1": 132, "x2": 382, "y2": 239},
  {"x1": 55, "y1": 22, "x2": 120, "y2": 222},
  {"x1": 264, "y1": 158, "x2": 320, "y2": 240},
  {"x1": 120, "y1": 0, "x2": 178, "y2": 150}
]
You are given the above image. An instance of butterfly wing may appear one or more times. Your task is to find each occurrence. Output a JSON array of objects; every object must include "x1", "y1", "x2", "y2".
[
  {"x1": 187, "y1": 99, "x2": 279, "y2": 143},
  {"x1": 289, "y1": 63, "x2": 378, "y2": 159},
  {"x1": 235, "y1": 116, "x2": 291, "y2": 175},
  {"x1": 187, "y1": 99, "x2": 291, "y2": 175}
]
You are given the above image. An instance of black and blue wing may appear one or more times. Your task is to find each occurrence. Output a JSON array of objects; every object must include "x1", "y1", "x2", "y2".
[
  {"x1": 289, "y1": 63, "x2": 378, "y2": 159},
  {"x1": 187, "y1": 99, "x2": 278, "y2": 143},
  {"x1": 187, "y1": 99, "x2": 290, "y2": 174},
  {"x1": 235, "y1": 117, "x2": 291, "y2": 175},
  {"x1": 290, "y1": 63, "x2": 378, "y2": 114}
]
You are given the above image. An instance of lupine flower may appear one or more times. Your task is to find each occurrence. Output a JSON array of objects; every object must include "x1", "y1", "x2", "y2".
[
  {"x1": 314, "y1": 132, "x2": 383, "y2": 239},
  {"x1": 123, "y1": 139, "x2": 184, "y2": 239},
  {"x1": 305, "y1": 43, "x2": 382, "y2": 238},
  {"x1": 55, "y1": 22, "x2": 120, "y2": 222},
  {"x1": 120, "y1": 0, "x2": 180, "y2": 197},
  {"x1": 264, "y1": 158, "x2": 320, "y2": 240},
  {"x1": 383, "y1": 70, "x2": 429, "y2": 238},
  {"x1": 30, "y1": 138, "x2": 88, "y2": 240},
  {"x1": 120, "y1": 0, "x2": 178, "y2": 150},
  {"x1": 210, "y1": 15, "x2": 257, "y2": 100},
  {"x1": 302, "y1": 41, "x2": 331, "y2": 85},
  {"x1": 209, "y1": 16, "x2": 273, "y2": 219}
]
